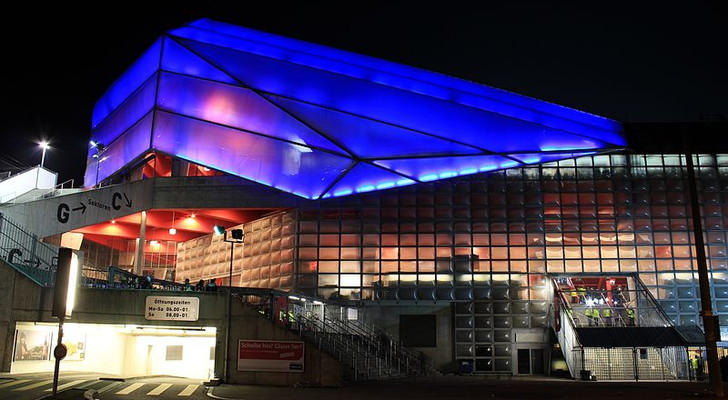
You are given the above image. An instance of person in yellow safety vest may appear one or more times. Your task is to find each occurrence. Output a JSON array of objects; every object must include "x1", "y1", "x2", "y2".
[
  {"x1": 602, "y1": 307, "x2": 613, "y2": 326},
  {"x1": 592, "y1": 307, "x2": 600, "y2": 326},
  {"x1": 585, "y1": 308, "x2": 594, "y2": 326},
  {"x1": 570, "y1": 290, "x2": 579, "y2": 303},
  {"x1": 577, "y1": 287, "x2": 587, "y2": 303},
  {"x1": 626, "y1": 308, "x2": 636, "y2": 326},
  {"x1": 691, "y1": 355, "x2": 704, "y2": 381}
]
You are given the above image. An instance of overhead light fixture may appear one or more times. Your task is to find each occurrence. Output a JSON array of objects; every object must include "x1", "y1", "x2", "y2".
[
  {"x1": 90, "y1": 140, "x2": 106, "y2": 151},
  {"x1": 169, "y1": 211, "x2": 177, "y2": 235},
  {"x1": 38, "y1": 140, "x2": 50, "y2": 168},
  {"x1": 230, "y1": 229, "x2": 244, "y2": 241}
]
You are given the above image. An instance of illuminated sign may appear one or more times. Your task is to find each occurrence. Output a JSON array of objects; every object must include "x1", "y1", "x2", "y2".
[
  {"x1": 237, "y1": 340, "x2": 305, "y2": 373},
  {"x1": 145, "y1": 296, "x2": 200, "y2": 321}
]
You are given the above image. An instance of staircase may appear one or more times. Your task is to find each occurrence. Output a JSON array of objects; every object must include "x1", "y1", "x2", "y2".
[
  {"x1": 551, "y1": 274, "x2": 692, "y2": 381},
  {"x1": 295, "y1": 307, "x2": 433, "y2": 381},
  {"x1": 234, "y1": 291, "x2": 433, "y2": 381}
]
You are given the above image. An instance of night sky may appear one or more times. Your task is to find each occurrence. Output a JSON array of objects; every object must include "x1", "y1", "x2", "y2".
[{"x1": 1, "y1": 2, "x2": 726, "y2": 184}]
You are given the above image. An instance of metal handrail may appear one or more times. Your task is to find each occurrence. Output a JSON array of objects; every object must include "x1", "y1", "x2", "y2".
[
  {"x1": 0, "y1": 213, "x2": 59, "y2": 286},
  {"x1": 550, "y1": 283, "x2": 584, "y2": 377},
  {"x1": 322, "y1": 306, "x2": 430, "y2": 378},
  {"x1": 633, "y1": 274, "x2": 674, "y2": 326}
]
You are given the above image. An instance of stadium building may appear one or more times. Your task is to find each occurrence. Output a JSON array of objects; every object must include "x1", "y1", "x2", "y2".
[{"x1": 0, "y1": 19, "x2": 727, "y2": 384}]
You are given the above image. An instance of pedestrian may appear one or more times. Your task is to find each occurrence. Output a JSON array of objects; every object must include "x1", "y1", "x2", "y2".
[
  {"x1": 577, "y1": 286, "x2": 587, "y2": 303},
  {"x1": 206, "y1": 278, "x2": 217, "y2": 292},
  {"x1": 719, "y1": 355, "x2": 728, "y2": 382},
  {"x1": 692, "y1": 355, "x2": 704, "y2": 381},
  {"x1": 195, "y1": 279, "x2": 205, "y2": 291},
  {"x1": 626, "y1": 308, "x2": 635, "y2": 326},
  {"x1": 602, "y1": 307, "x2": 613, "y2": 327},
  {"x1": 586, "y1": 308, "x2": 594, "y2": 326},
  {"x1": 184, "y1": 278, "x2": 193, "y2": 291}
]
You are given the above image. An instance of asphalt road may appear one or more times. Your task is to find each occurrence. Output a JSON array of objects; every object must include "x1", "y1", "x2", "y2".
[
  {"x1": 209, "y1": 376, "x2": 717, "y2": 400},
  {"x1": 0, "y1": 373, "x2": 720, "y2": 400}
]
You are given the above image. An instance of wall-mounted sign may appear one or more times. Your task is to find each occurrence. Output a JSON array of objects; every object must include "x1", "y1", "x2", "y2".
[
  {"x1": 145, "y1": 296, "x2": 199, "y2": 321},
  {"x1": 237, "y1": 340, "x2": 305, "y2": 373},
  {"x1": 13, "y1": 329, "x2": 52, "y2": 361}
]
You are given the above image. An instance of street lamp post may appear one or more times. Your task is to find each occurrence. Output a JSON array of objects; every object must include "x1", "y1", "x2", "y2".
[
  {"x1": 90, "y1": 141, "x2": 106, "y2": 187},
  {"x1": 39, "y1": 141, "x2": 50, "y2": 168},
  {"x1": 51, "y1": 248, "x2": 79, "y2": 397},
  {"x1": 220, "y1": 227, "x2": 244, "y2": 383}
]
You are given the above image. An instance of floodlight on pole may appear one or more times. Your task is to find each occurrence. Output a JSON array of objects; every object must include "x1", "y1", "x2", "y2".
[
  {"x1": 90, "y1": 141, "x2": 107, "y2": 187},
  {"x1": 222, "y1": 228, "x2": 244, "y2": 383},
  {"x1": 51, "y1": 248, "x2": 80, "y2": 396},
  {"x1": 39, "y1": 141, "x2": 50, "y2": 168},
  {"x1": 213, "y1": 225, "x2": 225, "y2": 235}
]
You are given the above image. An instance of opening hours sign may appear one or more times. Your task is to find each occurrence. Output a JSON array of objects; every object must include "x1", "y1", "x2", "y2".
[{"x1": 145, "y1": 296, "x2": 200, "y2": 321}]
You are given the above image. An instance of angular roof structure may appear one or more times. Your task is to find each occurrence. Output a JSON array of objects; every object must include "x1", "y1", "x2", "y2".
[{"x1": 87, "y1": 18, "x2": 626, "y2": 199}]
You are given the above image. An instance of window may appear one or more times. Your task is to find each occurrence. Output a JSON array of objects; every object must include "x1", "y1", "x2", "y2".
[
  {"x1": 400, "y1": 315, "x2": 437, "y2": 347},
  {"x1": 166, "y1": 345, "x2": 183, "y2": 361}
]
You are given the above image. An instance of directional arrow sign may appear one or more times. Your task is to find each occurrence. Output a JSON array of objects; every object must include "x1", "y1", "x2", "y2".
[
  {"x1": 3, "y1": 179, "x2": 154, "y2": 238},
  {"x1": 112, "y1": 192, "x2": 133, "y2": 210},
  {"x1": 112, "y1": 193, "x2": 122, "y2": 210}
]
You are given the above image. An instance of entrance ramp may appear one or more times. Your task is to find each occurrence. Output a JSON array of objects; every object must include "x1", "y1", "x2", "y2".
[
  {"x1": 0, "y1": 180, "x2": 153, "y2": 240},
  {"x1": 551, "y1": 274, "x2": 699, "y2": 380}
]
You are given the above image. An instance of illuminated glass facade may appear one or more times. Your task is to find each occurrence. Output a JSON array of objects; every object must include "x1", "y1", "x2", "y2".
[
  {"x1": 82, "y1": 18, "x2": 728, "y2": 376},
  {"x1": 171, "y1": 152, "x2": 728, "y2": 372},
  {"x1": 86, "y1": 19, "x2": 625, "y2": 198},
  {"x1": 288, "y1": 153, "x2": 727, "y2": 324}
]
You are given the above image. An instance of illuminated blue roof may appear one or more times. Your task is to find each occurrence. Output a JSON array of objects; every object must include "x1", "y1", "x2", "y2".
[{"x1": 87, "y1": 18, "x2": 625, "y2": 198}]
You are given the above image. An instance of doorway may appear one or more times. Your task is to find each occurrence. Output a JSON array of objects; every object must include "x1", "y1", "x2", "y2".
[{"x1": 517, "y1": 348, "x2": 544, "y2": 374}]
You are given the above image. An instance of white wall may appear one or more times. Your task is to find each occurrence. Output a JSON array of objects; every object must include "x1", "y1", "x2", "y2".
[
  {"x1": 124, "y1": 334, "x2": 215, "y2": 379},
  {"x1": 0, "y1": 167, "x2": 57, "y2": 203},
  {"x1": 10, "y1": 323, "x2": 215, "y2": 379}
]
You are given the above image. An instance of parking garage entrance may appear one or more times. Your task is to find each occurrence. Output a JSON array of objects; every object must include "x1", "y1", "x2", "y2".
[{"x1": 10, "y1": 322, "x2": 216, "y2": 379}]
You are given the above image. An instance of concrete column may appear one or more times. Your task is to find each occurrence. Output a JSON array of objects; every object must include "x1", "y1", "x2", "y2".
[{"x1": 133, "y1": 211, "x2": 147, "y2": 275}]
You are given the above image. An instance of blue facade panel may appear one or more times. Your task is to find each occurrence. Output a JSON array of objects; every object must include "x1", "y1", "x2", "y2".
[{"x1": 86, "y1": 19, "x2": 626, "y2": 196}]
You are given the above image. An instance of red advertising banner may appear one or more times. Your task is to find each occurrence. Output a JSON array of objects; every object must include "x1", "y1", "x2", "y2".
[{"x1": 237, "y1": 340, "x2": 305, "y2": 372}]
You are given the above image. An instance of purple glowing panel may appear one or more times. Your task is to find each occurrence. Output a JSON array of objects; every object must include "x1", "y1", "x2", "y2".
[
  {"x1": 374, "y1": 155, "x2": 516, "y2": 182},
  {"x1": 156, "y1": 72, "x2": 347, "y2": 154},
  {"x1": 178, "y1": 40, "x2": 613, "y2": 153},
  {"x1": 92, "y1": 39, "x2": 161, "y2": 128},
  {"x1": 321, "y1": 162, "x2": 416, "y2": 198},
  {"x1": 84, "y1": 112, "x2": 154, "y2": 186},
  {"x1": 89, "y1": 73, "x2": 158, "y2": 151},
  {"x1": 266, "y1": 95, "x2": 481, "y2": 158},
  {"x1": 160, "y1": 38, "x2": 237, "y2": 84},
  {"x1": 152, "y1": 112, "x2": 353, "y2": 199},
  {"x1": 178, "y1": 19, "x2": 622, "y2": 138}
]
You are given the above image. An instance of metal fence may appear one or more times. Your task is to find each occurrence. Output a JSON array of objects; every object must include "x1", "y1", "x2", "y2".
[
  {"x1": 0, "y1": 213, "x2": 59, "y2": 285},
  {"x1": 583, "y1": 346, "x2": 688, "y2": 381}
]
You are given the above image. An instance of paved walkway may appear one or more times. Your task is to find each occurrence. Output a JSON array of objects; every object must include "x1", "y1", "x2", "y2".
[
  {"x1": 1, "y1": 372, "x2": 720, "y2": 400},
  {"x1": 208, "y1": 375, "x2": 718, "y2": 400}
]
